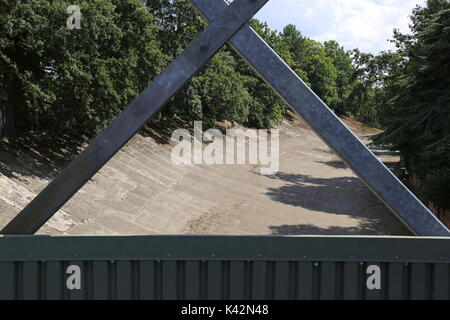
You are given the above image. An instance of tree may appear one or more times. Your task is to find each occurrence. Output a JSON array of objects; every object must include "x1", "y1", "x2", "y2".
[
  {"x1": 0, "y1": 0, "x2": 167, "y2": 137},
  {"x1": 348, "y1": 49, "x2": 404, "y2": 127},
  {"x1": 300, "y1": 39, "x2": 339, "y2": 108},
  {"x1": 280, "y1": 25, "x2": 338, "y2": 109},
  {"x1": 323, "y1": 40, "x2": 355, "y2": 115},
  {"x1": 281, "y1": 24, "x2": 304, "y2": 58},
  {"x1": 169, "y1": 50, "x2": 253, "y2": 128},
  {"x1": 280, "y1": 24, "x2": 310, "y2": 85},
  {"x1": 373, "y1": 0, "x2": 450, "y2": 209}
]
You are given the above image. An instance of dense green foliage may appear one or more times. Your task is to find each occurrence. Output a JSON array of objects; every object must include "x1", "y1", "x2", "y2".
[
  {"x1": 0, "y1": 0, "x2": 167, "y2": 136},
  {"x1": 373, "y1": 0, "x2": 450, "y2": 209},
  {"x1": 0, "y1": 0, "x2": 362, "y2": 136}
]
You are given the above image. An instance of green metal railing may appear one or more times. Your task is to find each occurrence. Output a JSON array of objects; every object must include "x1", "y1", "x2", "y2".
[{"x1": 0, "y1": 236, "x2": 448, "y2": 300}]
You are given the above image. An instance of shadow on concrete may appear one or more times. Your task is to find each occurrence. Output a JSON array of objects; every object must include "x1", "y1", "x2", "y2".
[
  {"x1": 316, "y1": 158, "x2": 400, "y2": 174},
  {"x1": 262, "y1": 172, "x2": 410, "y2": 235},
  {"x1": 0, "y1": 133, "x2": 85, "y2": 183},
  {"x1": 269, "y1": 223, "x2": 383, "y2": 235},
  {"x1": 140, "y1": 117, "x2": 190, "y2": 145},
  {"x1": 264, "y1": 173, "x2": 378, "y2": 217},
  {"x1": 312, "y1": 148, "x2": 334, "y2": 155},
  {"x1": 316, "y1": 160, "x2": 348, "y2": 169},
  {"x1": 0, "y1": 117, "x2": 187, "y2": 183},
  {"x1": 260, "y1": 173, "x2": 409, "y2": 235}
]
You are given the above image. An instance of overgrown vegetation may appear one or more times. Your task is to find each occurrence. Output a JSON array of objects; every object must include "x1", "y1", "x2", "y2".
[
  {"x1": 0, "y1": 0, "x2": 449, "y2": 209},
  {"x1": 372, "y1": 0, "x2": 450, "y2": 210}
]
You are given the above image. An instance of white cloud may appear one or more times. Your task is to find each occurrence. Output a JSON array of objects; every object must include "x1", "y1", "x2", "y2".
[{"x1": 256, "y1": 0, "x2": 425, "y2": 53}]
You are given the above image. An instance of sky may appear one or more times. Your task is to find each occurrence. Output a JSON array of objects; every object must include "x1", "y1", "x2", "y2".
[{"x1": 255, "y1": 0, "x2": 426, "y2": 54}]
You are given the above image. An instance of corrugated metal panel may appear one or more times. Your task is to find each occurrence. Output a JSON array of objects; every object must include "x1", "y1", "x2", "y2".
[{"x1": 0, "y1": 236, "x2": 449, "y2": 300}]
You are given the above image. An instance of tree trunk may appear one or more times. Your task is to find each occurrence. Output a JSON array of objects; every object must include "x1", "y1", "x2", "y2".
[{"x1": 0, "y1": 104, "x2": 15, "y2": 137}]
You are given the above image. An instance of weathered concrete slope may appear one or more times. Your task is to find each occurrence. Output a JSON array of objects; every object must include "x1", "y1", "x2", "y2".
[{"x1": 0, "y1": 117, "x2": 410, "y2": 236}]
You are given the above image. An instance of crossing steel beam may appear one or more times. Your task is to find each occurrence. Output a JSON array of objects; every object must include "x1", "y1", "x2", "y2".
[{"x1": 189, "y1": 0, "x2": 449, "y2": 236}]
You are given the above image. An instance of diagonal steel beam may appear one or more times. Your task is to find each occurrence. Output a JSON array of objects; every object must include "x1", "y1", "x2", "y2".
[
  {"x1": 189, "y1": 0, "x2": 450, "y2": 236},
  {"x1": 1, "y1": 0, "x2": 269, "y2": 235}
]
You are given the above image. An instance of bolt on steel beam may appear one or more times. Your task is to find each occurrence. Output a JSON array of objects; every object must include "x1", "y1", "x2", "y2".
[
  {"x1": 0, "y1": 0, "x2": 269, "y2": 235},
  {"x1": 189, "y1": 0, "x2": 450, "y2": 236}
]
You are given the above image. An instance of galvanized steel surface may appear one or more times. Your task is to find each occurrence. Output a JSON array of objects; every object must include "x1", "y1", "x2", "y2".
[{"x1": 0, "y1": 236, "x2": 448, "y2": 300}]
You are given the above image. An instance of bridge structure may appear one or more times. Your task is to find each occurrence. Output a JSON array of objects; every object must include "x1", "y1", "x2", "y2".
[{"x1": 0, "y1": 0, "x2": 448, "y2": 300}]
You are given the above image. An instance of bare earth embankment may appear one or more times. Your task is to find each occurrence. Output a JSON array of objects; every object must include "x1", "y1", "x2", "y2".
[{"x1": 0, "y1": 115, "x2": 410, "y2": 236}]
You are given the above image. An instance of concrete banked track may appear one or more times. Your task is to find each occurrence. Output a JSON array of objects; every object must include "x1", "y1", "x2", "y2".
[{"x1": 0, "y1": 117, "x2": 410, "y2": 236}]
